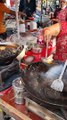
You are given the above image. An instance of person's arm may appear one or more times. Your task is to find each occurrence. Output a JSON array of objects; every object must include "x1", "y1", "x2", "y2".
[
  {"x1": 10, "y1": 10, "x2": 26, "y2": 17},
  {"x1": 1, "y1": 3, "x2": 26, "y2": 17},
  {"x1": 43, "y1": 23, "x2": 61, "y2": 42},
  {"x1": 51, "y1": 18, "x2": 59, "y2": 23}
]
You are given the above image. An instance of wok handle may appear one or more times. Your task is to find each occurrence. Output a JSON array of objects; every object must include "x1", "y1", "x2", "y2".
[{"x1": 59, "y1": 60, "x2": 67, "y2": 80}]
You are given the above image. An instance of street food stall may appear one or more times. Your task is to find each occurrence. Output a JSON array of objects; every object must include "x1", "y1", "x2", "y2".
[{"x1": 0, "y1": 0, "x2": 67, "y2": 120}]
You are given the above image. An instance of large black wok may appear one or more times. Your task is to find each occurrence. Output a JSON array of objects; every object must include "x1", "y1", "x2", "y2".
[{"x1": 21, "y1": 62, "x2": 67, "y2": 108}]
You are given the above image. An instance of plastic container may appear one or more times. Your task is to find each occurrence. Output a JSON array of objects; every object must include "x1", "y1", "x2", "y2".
[{"x1": 12, "y1": 77, "x2": 24, "y2": 104}]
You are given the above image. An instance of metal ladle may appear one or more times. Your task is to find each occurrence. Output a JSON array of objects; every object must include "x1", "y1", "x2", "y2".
[{"x1": 51, "y1": 60, "x2": 67, "y2": 92}]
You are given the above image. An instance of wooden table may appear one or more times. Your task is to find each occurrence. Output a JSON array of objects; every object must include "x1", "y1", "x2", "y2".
[{"x1": 0, "y1": 88, "x2": 42, "y2": 120}]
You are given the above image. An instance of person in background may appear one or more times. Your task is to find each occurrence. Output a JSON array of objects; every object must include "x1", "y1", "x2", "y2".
[
  {"x1": 19, "y1": 0, "x2": 36, "y2": 19},
  {"x1": 0, "y1": 0, "x2": 26, "y2": 40},
  {"x1": 43, "y1": 21, "x2": 67, "y2": 62},
  {"x1": 52, "y1": 0, "x2": 67, "y2": 23}
]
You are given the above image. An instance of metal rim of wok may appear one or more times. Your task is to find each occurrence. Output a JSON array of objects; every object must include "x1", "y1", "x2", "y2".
[{"x1": 21, "y1": 62, "x2": 67, "y2": 108}]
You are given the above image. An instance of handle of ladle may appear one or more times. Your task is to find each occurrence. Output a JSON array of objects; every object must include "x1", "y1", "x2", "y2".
[
  {"x1": 59, "y1": 60, "x2": 67, "y2": 80},
  {"x1": 46, "y1": 41, "x2": 48, "y2": 58}
]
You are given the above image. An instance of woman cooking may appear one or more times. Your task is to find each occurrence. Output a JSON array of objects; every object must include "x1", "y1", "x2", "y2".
[
  {"x1": 0, "y1": 0, "x2": 26, "y2": 39},
  {"x1": 43, "y1": 21, "x2": 67, "y2": 62}
]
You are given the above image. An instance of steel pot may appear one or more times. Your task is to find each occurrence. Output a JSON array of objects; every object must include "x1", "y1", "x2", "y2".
[{"x1": 0, "y1": 42, "x2": 23, "y2": 65}]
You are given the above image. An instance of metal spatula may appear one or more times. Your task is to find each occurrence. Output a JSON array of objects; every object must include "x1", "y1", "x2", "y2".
[
  {"x1": 41, "y1": 41, "x2": 48, "y2": 62},
  {"x1": 51, "y1": 60, "x2": 67, "y2": 92},
  {"x1": 41, "y1": 41, "x2": 53, "y2": 63}
]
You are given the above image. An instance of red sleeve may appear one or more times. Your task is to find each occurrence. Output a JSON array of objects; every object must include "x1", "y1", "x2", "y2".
[{"x1": 58, "y1": 22, "x2": 67, "y2": 37}]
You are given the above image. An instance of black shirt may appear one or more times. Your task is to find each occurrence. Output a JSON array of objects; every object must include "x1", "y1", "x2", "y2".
[{"x1": 19, "y1": 0, "x2": 36, "y2": 18}]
